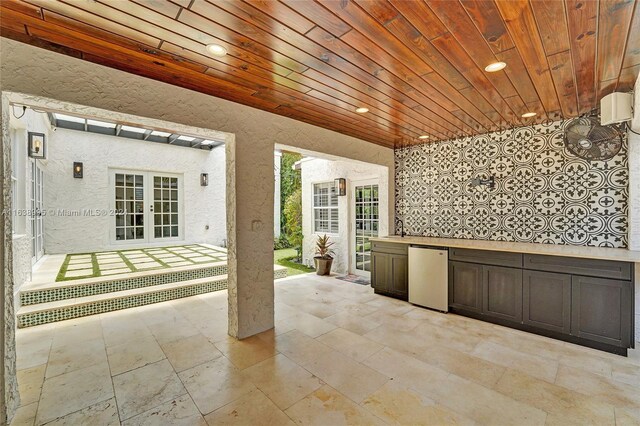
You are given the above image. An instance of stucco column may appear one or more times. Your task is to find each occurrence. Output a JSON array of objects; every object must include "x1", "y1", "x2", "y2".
[
  {"x1": 226, "y1": 135, "x2": 275, "y2": 339},
  {"x1": 1, "y1": 94, "x2": 19, "y2": 423}
]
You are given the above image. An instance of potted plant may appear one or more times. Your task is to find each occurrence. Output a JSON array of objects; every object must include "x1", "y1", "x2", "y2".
[{"x1": 314, "y1": 234, "x2": 334, "y2": 276}]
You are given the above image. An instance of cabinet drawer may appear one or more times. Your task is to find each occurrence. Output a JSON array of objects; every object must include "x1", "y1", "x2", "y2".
[
  {"x1": 449, "y1": 248, "x2": 523, "y2": 268},
  {"x1": 524, "y1": 254, "x2": 631, "y2": 280},
  {"x1": 371, "y1": 241, "x2": 408, "y2": 255}
]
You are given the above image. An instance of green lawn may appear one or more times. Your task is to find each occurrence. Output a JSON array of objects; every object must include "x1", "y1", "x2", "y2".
[{"x1": 274, "y1": 248, "x2": 315, "y2": 276}]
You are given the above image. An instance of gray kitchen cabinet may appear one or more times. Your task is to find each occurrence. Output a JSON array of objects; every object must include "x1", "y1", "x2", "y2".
[
  {"x1": 571, "y1": 275, "x2": 632, "y2": 348},
  {"x1": 523, "y1": 270, "x2": 571, "y2": 334},
  {"x1": 482, "y1": 265, "x2": 523, "y2": 323},
  {"x1": 371, "y1": 249, "x2": 408, "y2": 300},
  {"x1": 371, "y1": 251, "x2": 389, "y2": 294},
  {"x1": 389, "y1": 254, "x2": 408, "y2": 297},
  {"x1": 448, "y1": 261, "x2": 483, "y2": 312}
]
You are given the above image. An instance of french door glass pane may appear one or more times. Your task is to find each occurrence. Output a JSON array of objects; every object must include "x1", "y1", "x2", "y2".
[
  {"x1": 115, "y1": 173, "x2": 144, "y2": 240},
  {"x1": 154, "y1": 175, "x2": 179, "y2": 238},
  {"x1": 354, "y1": 184, "x2": 379, "y2": 273}
]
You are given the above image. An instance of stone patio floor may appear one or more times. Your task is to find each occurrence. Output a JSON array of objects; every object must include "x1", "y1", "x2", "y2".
[{"x1": 11, "y1": 274, "x2": 640, "y2": 425}]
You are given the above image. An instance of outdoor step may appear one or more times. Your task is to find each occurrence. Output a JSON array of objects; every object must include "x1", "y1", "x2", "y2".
[
  {"x1": 17, "y1": 276, "x2": 229, "y2": 328},
  {"x1": 20, "y1": 262, "x2": 229, "y2": 306},
  {"x1": 20, "y1": 263, "x2": 289, "y2": 306},
  {"x1": 17, "y1": 265, "x2": 289, "y2": 328}
]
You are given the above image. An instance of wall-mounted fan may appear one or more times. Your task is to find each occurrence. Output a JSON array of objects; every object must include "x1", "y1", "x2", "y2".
[{"x1": 564, "y1": 117, "x2": 623, "y2": 161}]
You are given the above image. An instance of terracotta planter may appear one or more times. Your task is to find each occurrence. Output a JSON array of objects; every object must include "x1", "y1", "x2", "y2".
[{"x1": 314, "y1": 257, "x2": 333, "y2": 276}]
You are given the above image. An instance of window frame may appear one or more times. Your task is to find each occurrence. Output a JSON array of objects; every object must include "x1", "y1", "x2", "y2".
[{"x1": 312, "y1": 181, "x2": 339, "y2": 235}]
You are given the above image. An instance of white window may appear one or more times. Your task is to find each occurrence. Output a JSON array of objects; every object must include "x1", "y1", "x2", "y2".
[{"x1": 313, "y1": 182, "x2": 338, "y2": 234}]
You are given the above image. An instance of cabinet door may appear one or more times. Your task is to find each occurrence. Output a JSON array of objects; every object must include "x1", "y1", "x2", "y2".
[
  {"x1": 448, "y1": 261, "x2": 483, "y2": 312},
  {"x1": 483, "y1": 266, "x2": 523, "y2": 323},
  {"x1": 571, "y1": 276, "x2": 631, "y2": 347},
  {"x1": 371, "y1": 252, "x2": 389, "y2": 293},
  {"x1": 389, "y1": 254, "x2": 408, "y2": 298},
  {"x1": 523, "y1": 270, "x2": 571, "y2": 334}
]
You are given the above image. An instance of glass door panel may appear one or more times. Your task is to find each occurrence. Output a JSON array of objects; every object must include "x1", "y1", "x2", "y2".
[
  {"x1": 152, "y1": 175, "x2": 179, "y2": 240},
  {"x1": 353, "y1": 183, "x2": 379, "y2": 276},
  {"x1": 114, "y1": 172, "x2": 145, "y2": 241},
  {"x1": 31, "y1": 162, "x2": 44, "y2": 263}
]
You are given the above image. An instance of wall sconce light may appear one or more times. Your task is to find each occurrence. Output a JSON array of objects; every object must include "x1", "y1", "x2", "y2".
[
  {"x1": 334, "y1": 178, "x2": 346, "y2": 196},
  {"x1": 200, "y1": 173, "x2": 209, "y2": 186},
  {"x1": 73, "y1": 162, "x2": 83, "y2": 178},
  {"x1": 28, "y1": 132, "x2": 46, "y2": 159}
]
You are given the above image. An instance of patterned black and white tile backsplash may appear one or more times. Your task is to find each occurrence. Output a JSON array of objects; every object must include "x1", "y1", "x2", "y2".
[{"x1": 395, "y1": 120, "x2": 628, "y2": 247}]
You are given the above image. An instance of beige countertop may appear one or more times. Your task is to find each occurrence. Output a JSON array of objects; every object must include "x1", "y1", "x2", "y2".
[{"x1": 370, "y1": 236, "x2": 640, "y2": 263}]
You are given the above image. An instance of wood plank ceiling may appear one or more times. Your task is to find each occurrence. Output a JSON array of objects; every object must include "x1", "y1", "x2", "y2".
[{"x1": 1, "y1": 0, "x2": 638, "y2": 148}]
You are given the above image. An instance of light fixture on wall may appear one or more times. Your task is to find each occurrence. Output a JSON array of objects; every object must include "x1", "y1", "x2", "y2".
[
  {"x1": 28, "y1": 132, "x2": 46, "y2": 159},
  {"x1": 73, "y1": 162, "x2": 83, "y2": 179},
  {"x1": 200, "y1": 173, "x2": 209, "y2": 186},
  {"x1": 334, "y1": 178, "x2": 346, "y2": 196}
]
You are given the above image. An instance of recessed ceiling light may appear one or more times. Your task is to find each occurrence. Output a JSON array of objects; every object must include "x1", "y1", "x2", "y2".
[
  {"x1": 355, "y1": 107, "x2": 369, "y2": 114},
  {"x1": 484, "y1": 61, "x2": 507, "y2": 72},
  {"x1": 521, "y1": 112, "x2": 537, "y2": 118},
  {"x1": 418, "y1": 135, "x2": 429, "y2": 139},
  {"x1": 206, "y1": 44, "x2": 227, "y2": 57}
]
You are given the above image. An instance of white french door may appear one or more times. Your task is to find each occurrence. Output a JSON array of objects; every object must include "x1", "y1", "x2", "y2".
[
  {"x1": 31, "y1": 161, "x2": 44, "y2": 264},
  {"x1": 351, "y1": 180, "x2": 380, "y2": 277},
  {"x1": 111, "y1": 170, "x2": 183, "y2": 244}
]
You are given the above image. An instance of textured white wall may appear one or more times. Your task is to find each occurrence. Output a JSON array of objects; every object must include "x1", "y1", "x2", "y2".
[
  {"x1": 301, "y1": 158, "x2": 389, "y2": 275},
  {"x1": 41, "y1": 126, "x2": 225, "y2": 254},
  {"x1": 9, "y1": 109, "x2": 51, "y2": 303}
]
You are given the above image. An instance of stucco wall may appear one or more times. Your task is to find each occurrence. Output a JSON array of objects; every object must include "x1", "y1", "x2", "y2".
[
  {"x1": 41, "y1": 126, "x2": 226, "y2": 254},
  {"x1": 301, "y1": 158, "x2": 389, "y2": 275},
  {"x1": 9, "y1": 109, "x2": 51, "y2": 304},
  {"x1": 0, "y1": 36, "x2": 394, "y2": 411}
]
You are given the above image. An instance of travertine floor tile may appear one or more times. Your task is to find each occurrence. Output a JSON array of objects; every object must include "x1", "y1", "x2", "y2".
[
  {"x1": 178, "y1": 356, "x2": 256, "y2": 415},
  {"x1": 113, "y1": 359, "x2": 185, "y2": 421},
  {"x1": 471, "y1": 340, "x2": 559, "y2": 383},
  {"x1": 214, "y1": 332, "x2": 277, "y2": 370},
  {"x1": 415, "y1": 344, "x2": 506, "y2": 388},
  {"x1": 9, "y1": 402, "x2": 37, "y2": 426},
  {"x1": 36, "y1": 363, "x2": 114, "y2": 425},
  {"x1": 16, "y1": 275, "x2": 637, "y2": 426},
  {"x1": 241, "y1": 354, "x2": 323, "y2": 410},
  {"x1": 285, "y1": 385, "x2": 386, "y2": 426},
  {"x1": 362, "y1": 381, "x2": 475, "y2": 425},
  {"x1": 303, "y1": 349, "x2": 389, "y2": 403},
  {"x1": 161, "y1": 333, "x2": 223, "y2": 372},
  {"x1": 285, "y1": 311, "x2": 337, "y2": 338},
  {"x1": 494, "y1": 368, "x2": 615, "y2": 425},
  {"x1": 316, "y1": 328, "x2": 384, "y2": 362},
  {"x1": 204, "y1": 389, "x2": 295, "y2": 425},
  {"x1": 45, "y1": 398, "x2": 120, "y2": 426},
  {"x1": 122, "y1": 394, "x2": 206, "y2": 426},
  {"x1": 16, "y1": 364, "x2": 46, "y2": 407},
  {"x1": 45, "y1": 337, "x2": 107, "y2": 379},
  {"x1": 324, "y1": 311, "x2": 381, "y2": 335},
  {"x1": 107, "y1": 335, "x2": 166, "y2": 376},
  {"x1": 555, "y1": 365, "x2": 640, "y2": 408}
]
